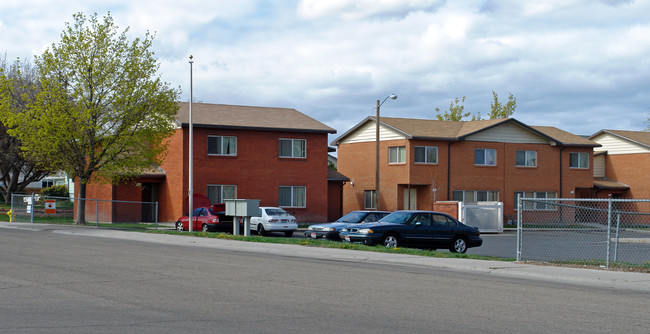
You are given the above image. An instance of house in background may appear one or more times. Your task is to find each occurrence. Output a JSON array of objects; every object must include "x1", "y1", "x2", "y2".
[
  {"x1": 332, "y1": 117, "x2": 600, "y2": 220},
  {"x1": 81, "y1": 102, "x2": 337, "y2": 223},
  {"x1": 587, "y1": 129, "x2": 650, "y2": 199}
]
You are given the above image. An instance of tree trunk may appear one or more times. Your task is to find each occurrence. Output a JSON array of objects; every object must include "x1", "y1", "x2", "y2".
[{"x1": 75, "y1": 182, "x2": 87, "y2": 225}]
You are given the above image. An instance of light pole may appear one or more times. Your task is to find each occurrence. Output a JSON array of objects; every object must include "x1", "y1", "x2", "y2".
[
  {"x1": 188, "y1": 55, "x2": 194, "y2": 231},
  {"x1": 376, "y1": 94, "x2": 397, "y2": 210}
]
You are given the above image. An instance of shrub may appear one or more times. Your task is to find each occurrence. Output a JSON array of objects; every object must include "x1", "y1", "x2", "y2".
[{"x1": 41, "y1": 185, "x2": 70, "y2": 198}]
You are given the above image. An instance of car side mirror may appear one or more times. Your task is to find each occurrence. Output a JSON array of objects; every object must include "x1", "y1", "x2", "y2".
[{"x1": 415, "y1": 222, "x2": 422, "y2": 226}]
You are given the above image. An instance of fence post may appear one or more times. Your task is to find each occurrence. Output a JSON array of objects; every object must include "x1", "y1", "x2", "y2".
[
  {"x1": 10, "y1": 193, "x2": 14, "y2": 223},
  {"x1": 155, "y1": 201, "x2": 159, "y2": 231},
  {"x1": 30, "y1": 193, "x2": 35, "y2": 223},
  {"x1": 613, "y1": 212, "x2": 621, "y2": 263},
  {"x1": 516, "y1": 194, "x2": 522, "y2": 262},
  {"x1": 606, "y1": 199, "x2": 612, "y2": 268},
  {"x1": 95, "y1": 199, "x2": 99, "y2": 227}
]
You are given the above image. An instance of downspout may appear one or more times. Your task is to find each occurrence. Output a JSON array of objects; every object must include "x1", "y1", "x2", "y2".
[
  {"x1": 558, "y1": 146, "x2": 566, "y2": 198},
  {"x1": 447, "y1": 142, "x2": 452, "y2": 200}
]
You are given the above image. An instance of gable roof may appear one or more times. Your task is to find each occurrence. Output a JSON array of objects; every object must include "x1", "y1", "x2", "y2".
[
  {"x1": 332, "y1": 117, "x2": 598, "y2": 147},
  {"x1": 589, "y1": 129, "x2": 650, "y2": 149},
  {"x1": 176, "y1": 102, "x2": 336, "y2": 134}
]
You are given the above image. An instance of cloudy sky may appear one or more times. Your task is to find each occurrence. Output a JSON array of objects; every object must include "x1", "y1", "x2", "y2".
[{"x1": 1, "y1": 0, "x2": 649, "y2": 143}]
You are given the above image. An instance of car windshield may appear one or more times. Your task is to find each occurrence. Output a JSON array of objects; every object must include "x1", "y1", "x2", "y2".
[
  {"x1": 265, "y1": 208, "x2": 289, "y2": 216},
  {"x1": 336, "y1": 211, "x2": 367, "y2": 223},
  {"x1": 377, "y1": 211, "x2": 414, "y2": 224}
]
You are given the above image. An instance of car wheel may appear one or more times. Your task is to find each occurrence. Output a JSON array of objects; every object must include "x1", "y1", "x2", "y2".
[
  {"x1": 382, "y1": 234, "x2": 399, "y2": 248},
  {"x1": 284, "y1": 231, "x2": 293, "y2": 237},
  {"x1": 450, "y1": 237, "x2": 468, "y2": 253},
  {"x1": 175, "y1": 221, "x2": 184, "y2": 231},
  {"x1": 202, "y1": 224, "x2": 209, "y2": 232},
  {"x1": 257, "y1": 224, "x2": 267, "y2": 236}
]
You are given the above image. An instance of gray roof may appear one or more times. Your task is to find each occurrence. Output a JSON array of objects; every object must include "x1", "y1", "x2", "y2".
[{"x1": 176, "y1": 102, "x2": 336, "y2": 134}]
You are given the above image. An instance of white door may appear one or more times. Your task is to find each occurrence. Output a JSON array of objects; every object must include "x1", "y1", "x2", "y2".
[{"x1": 404, "y1": 188, "x2": 417, "y2": 210}]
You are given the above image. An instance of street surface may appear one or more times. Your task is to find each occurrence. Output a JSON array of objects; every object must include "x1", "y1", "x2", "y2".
[{"x1": 1, "y1": 223, "x2": 648, "y2": 333}]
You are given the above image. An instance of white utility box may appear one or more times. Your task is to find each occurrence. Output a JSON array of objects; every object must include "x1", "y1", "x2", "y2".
[{"x1": 225, "y1": 199, "x2": 260, "y2": 236}]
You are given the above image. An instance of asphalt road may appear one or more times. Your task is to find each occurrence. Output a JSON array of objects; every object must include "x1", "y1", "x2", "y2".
[{"x1": 1, "y1": 224, "x2": 648, "y2": 333}]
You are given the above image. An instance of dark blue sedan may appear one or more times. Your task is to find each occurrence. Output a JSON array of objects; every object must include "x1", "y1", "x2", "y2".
[
  {"x1": 304, "y1": 211, "x2": 390, "y2": 240},
  {"x1": 338, "y1": 210, "x2": 482, "y2": 253}
]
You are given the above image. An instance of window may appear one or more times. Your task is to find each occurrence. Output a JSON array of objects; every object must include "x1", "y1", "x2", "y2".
[
  {"x1": 41, "y1": 179, "x2": 54, "y2": 188},
  {"x1": 364, "y1": 190, "x2": 376, "y2": 209},
  {"x1": 514, "y1": 191, "x2": 557, "y2": 210},
  {"x1": 516, "y1": 150, "x2": 537, "y2": 167},
  {"x1": 569, "y1": 152, "x2": 589, "y2": 169},
  {"x1": 279, "y1": 139, "x2": 306, "y2": 158},
  {"x1": 279, "y1": 186, "x2": 306, "y2": 207},
  {"x1": 207, "y1": 136, "x2": 237, "y2": 156},
  {"x1": 414, "y1": 146, "x2": 438, "y2": 164},
  {"x1": 452, "y1": 190, "x2": 499, "y2": 203},
  {"x1": 207, "y1": 185, "x2": 237, "y2": 204},
  {"x1": 389, "y1": 146, "x2": 406, "y2": 164},
  {"x1": 475, "y1": 148, "x2": 497, "y2": 166}
]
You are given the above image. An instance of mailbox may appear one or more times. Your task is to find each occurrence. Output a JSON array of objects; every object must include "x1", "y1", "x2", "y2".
[
  {"x1": 225, "y1": 199, "x2": 260, "y2": 217},
  {"x1": 225, "y1": 199, "x2": 260, "y2": 236}
]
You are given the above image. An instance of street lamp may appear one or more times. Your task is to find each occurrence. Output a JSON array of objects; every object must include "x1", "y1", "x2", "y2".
[
  {"x1": 376, "y1": 93, "x2": 397, "y2": 211},
  {"x1": 188, "y1": 55, "x2": 194, "y2": 231}
]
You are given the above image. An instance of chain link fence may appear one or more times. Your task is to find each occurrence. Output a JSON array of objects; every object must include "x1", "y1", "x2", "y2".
[
  {"x1": 517, "y1": 197, "x2": 650, "y2": 270},
  {"x1": 10, "y1": 193, "x2": 159, "y2": 229}
]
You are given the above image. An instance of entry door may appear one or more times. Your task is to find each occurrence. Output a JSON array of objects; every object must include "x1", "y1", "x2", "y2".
[{"x1": 404, "y1": 188, "x2": 417, "y2": 210}]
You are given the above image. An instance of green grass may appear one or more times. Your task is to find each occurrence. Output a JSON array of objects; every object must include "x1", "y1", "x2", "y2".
[
  {"x1": 547, "y1": 259, "x2": 650, "y2": 272},
  {"x1": 146, "y1": 229, "x2": 515, "y2": 262}
]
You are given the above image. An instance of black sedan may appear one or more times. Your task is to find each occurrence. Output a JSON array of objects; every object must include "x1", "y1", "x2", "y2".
[
  {"x1": 338, "y1": 210, "x2": 482, "y2": 253},
  {"x1": 304, "y1": 210, "x2": 390, "y2": 240}
]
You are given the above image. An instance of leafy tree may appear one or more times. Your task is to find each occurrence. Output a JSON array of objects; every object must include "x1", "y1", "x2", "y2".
[
  {"x1": 488, "y1": 91, "x2": 517, "y2": 119},
  {"x1": 435, "y1": 91, "x2": 517, "y2": 121},
  {"x1": 41, "y1": 184, "x2": 70, "y2": 198},
  {"x1": 0, "y1": 55, "x2": 52, "y2": 203},
  {"x1": 1, "y1": 13, "x2": 180, "y2": 224}
]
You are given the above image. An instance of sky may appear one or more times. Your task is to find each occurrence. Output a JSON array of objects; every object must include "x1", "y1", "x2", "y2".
[{"x1": 1, "y1": 0, "x2": 649, "y2": 145}]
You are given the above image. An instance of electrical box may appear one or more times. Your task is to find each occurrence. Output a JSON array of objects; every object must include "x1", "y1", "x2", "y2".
[{"x1": 225, "y1": 199, "x2": 260, "y2": 217}]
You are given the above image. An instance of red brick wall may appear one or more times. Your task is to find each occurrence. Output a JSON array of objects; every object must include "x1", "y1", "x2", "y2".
[
  {"x1": 338, "y1": 139, "x2": 595, "y2": 218},
  {"x1": 605, "y1": 153, "x2": 650, "y2": 199}
]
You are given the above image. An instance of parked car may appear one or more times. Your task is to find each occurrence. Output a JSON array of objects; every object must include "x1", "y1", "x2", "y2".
[
  {"x1": 304, "y1": 210, "x2": 390, "y2": 240},
  {"x1": 250, "y1": 207, "x2": 297, "y2": 237},
  {"x1": 175, "y1": 204, "x2": 235, "y2": 232},
  {"x1": 338, "y1": 210, "x2": 482, "y2": 253}
]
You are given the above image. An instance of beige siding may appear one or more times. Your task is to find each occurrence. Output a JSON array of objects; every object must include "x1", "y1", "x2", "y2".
[
  {"x1": 593, "y1": 154, "x2": 606, "y2": 177},
  {"x1": 593, "y1": 133, "x2": 650, "y2": 155},
  {"x1": 339, "y1": 121, "x2": 406, "y2": 144},
  {"x1": 465, "y1": 122, "x2": 550, "y2": 144}
]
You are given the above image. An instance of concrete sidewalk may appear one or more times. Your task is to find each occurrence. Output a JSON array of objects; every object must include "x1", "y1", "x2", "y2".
[{"x1": 2, "y1": 221, "x2": 649, "y2": 292}]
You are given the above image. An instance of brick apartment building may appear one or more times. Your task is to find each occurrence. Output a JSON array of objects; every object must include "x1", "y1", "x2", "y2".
[
  {"x1": 587, "y1": 129, "x2": 650, "y2": 199},
  {"x1": 81, "y1": 102, "x2": 338, "y2": 223},
  {"x1": 332, "y1": 117, "x2": 600, "y2": 219}
]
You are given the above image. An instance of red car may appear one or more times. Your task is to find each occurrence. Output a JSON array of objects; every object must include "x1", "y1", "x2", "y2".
[{"x1": 175, "y1": 204, "x2": 235, "y2": 232}]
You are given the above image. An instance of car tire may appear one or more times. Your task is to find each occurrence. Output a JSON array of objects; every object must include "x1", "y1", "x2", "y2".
[
  {"x1": 284, "y1": 231, "x2": 293, "y2": 237},
  {"x1": 202, "y1": 224, "x2": 209, "y2": 232},
  {"x1": 175, "y1": 221, "x2": 184, "y2": 231},
  {"x1": 257, "y1": 224, "x2": 267, "y2": 236},
  {"x1": 382, "y1": 233, "x2": 399, "y2": 248},
  {"x1": 450, "y1": 236, "x2": 468, "y2": 253}
]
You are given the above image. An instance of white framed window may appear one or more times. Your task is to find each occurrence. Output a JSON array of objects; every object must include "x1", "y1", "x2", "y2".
[
  {"x1": 569, "y1": 152, "x2": 589, "y2": 169},
  {"x1": 207, "y1": 136, "x2": 237, "y2": 156},
  {"x1": 279, "y1": 139, "x2": 306, "y2": 158},
  {"x1": 515, "y1": 191, "x2": 557, "y2": 210},
  {"x1": 388, "y1": 146, "x2": 406, "y2": 164},
  {"x1": 516, "y1": 150, "x2": 537, "y2": 167},
  {"x1": 207, "y1": 185, "x2": 237, "y2": 204},
  {"x1": 475, "y1": 148, "x2": 497, "y2": 166},
  {"x1": 414, "y1": 146, "x2": 438, "y2": 164},
  {"x1": 279, "y1": 186, "x2": 306, "y2": 207},
  {"x1": 452, "y1": 190, "x2": 499, "y2": 203},
  {"x1": 364, "y1": 190, "x2": 376, "y2": 209},
  {"x1": 41, "y1": 179, "x2": 54, "y2": 188}
]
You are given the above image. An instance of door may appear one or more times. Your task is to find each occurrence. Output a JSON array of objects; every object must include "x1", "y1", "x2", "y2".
[
  {"x1": 429, "y1": 213, "x2": 454, "y2": 248},
  {"x1": 404, "y1": 188, "x2": 417, "y2": 210}
]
